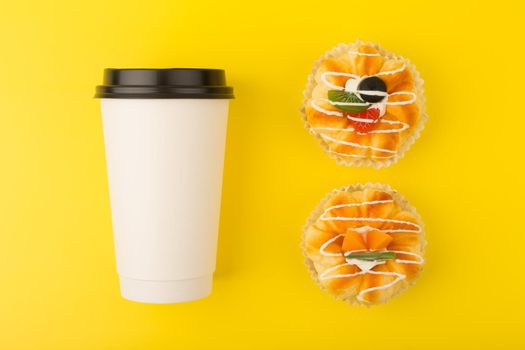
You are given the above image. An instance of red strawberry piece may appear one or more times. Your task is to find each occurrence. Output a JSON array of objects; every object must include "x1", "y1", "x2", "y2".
[{"x1": 345, "y1": 108, "x2": 381, "y2": 134}]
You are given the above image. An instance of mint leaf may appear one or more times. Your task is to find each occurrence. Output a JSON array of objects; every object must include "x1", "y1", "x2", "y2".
[
  {"x1": 345, "y1": 252, "x2": 396, "y2": 261},
  {"x1": 327, "y1": 90, "x2": 370, "y2": 113}
]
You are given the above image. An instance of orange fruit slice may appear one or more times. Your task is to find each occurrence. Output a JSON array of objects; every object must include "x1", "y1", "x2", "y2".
[
  {"x1": 367, "y1": 230, "x2": 393, "y2": 250},
  {"x1": 342, "y1": 230, "x2": 367, "y2": 252}
]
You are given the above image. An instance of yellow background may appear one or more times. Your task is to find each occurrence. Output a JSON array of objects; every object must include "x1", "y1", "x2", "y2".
[{"x1": 1, "y1": 0, "x2": 523, "y2": 348}]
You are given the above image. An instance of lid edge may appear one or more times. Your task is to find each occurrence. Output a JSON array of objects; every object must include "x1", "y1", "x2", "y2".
[{"x1": 96, "y1": 68, "x2": 234, "y2": 99}]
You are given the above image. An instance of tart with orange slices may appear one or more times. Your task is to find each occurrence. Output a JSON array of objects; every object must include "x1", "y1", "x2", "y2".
[
  {"x1": 301, "y1": 40, "x2": 427, "y2": 168},
  {"x1": 302, "y1": 183, "x2": 425, "y2": 305}
]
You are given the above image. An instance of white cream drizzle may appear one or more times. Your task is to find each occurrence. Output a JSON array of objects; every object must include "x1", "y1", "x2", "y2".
[
  {"x1": 375, "y1": 63, "x2": 406, "y2": 76},
  {"x1": 320, "y1": 202, "x2": 422, "y2": 233},
  {"x1": 310, "y1": 92, "x2": 414, "y2": 156},
  {"x1": 316, "y1": 198, "x2": 424, "y2": 303},
  {"x1": 319, "y1": 133, "x2": 397, "y2": 154},
  {"x1": 319, "y1": 234, "x2": 345, "y2": 257},
  {"x1": 324, "y1": 199, "x2": 394, "y2": 209},
  {"x1": 386, "y1": 91, "x2": 417, "y2": 105},
  {"x1": 356, "y1": 270, "x2": 406, "y2": 302},
  {"x1": 313, "y1": 124, "x2": 407, "y2": 134},
  {"x1": 312, "y1": 57, "x2": 415, "y2": 159},
  {"x1": 348, "y1": 51, "x2": 381, "y2": 57},
  {"x1": 321, "y1": 215, "x2": 421, "y2": 228},
  {"x1": 327, "y1": 151, "x2": 396, "y2": 159},
  {"x1": 321, "y1": 72, "x2": 359, "y2": 91},
  {"x1": 319, "y1": 262, "x2": 408, "y2": 302}
]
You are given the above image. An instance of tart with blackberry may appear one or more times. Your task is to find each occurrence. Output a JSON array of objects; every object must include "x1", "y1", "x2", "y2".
[{"x1": 302, "y1": 40, "x2": 427, "y2": 167}]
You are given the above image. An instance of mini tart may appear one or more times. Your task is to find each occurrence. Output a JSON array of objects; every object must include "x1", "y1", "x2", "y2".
[
  {"x1": 302, "y1": 183, "x2": 425, "y2": 305},
  {"x1": 301, "y1": 40, "x2": 427, "y2": 168}
]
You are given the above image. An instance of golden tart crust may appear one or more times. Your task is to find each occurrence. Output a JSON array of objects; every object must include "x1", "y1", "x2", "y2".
[
  {"x1": 302, "y1": 184, "x2": 425, "y2": 305},
  {"x1": 301, "y1": 41, "x2": 427, "y2": 168}
]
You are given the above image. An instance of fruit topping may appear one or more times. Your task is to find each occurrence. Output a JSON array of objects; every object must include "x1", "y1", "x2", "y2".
[
  {"x1": 327, "y1": 90, "x2": 369, "y2": 113},
  {"x1": 345, "y1": 108, "x2": 381, "y2": 134},
  {"x1": 357, "y1": 76, "x2": 387, "y2": 103}
]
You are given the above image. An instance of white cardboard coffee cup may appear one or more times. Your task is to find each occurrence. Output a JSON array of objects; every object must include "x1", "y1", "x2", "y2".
[{"x1": 96, "y1": 69, "x2": 234, "y2": 303}]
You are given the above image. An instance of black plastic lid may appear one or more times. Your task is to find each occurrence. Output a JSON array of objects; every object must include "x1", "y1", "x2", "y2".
[{"x1": 95, "y1": 68, "x2": 234, "y2": 99}]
